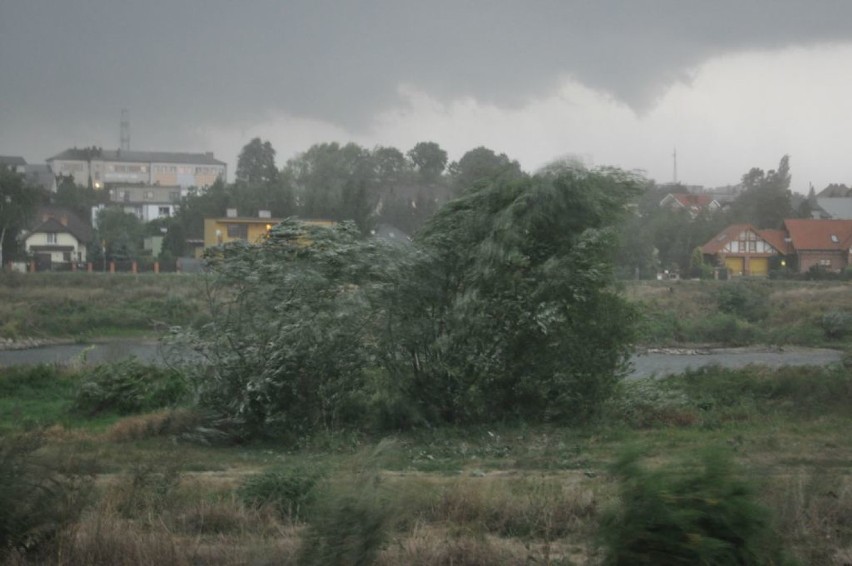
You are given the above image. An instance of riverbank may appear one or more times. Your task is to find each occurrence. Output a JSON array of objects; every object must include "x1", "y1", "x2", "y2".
[{"x1": 2, "y1": 338, "x2": 845, "y2": 379}]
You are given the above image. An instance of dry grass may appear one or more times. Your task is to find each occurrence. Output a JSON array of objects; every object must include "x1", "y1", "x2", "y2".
[
  {"x1": 427, "y1": 476, "x2": 597, "y2": 539},
  {"x1": 105, "y1": 409, "x2": 202, "y2": 442},
  {"x1": 378, "y1": 525, "x2": 540, "y2": 565},
  {"x1": 767, "y1": 470, "x2": 852, "y2": 565}
]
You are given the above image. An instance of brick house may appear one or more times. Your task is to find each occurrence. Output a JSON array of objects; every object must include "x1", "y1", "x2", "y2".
[
  {"x1": 784, "y1": 219, "x2": 852, "y2": 273},
  {"x1": 702, "y1": 219, "x2": 852, "y2": 276}
]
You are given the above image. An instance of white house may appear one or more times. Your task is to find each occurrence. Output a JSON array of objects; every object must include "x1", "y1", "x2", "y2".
[{"x1": 24, "y1": 207, "x2": 93, "y2": 267}]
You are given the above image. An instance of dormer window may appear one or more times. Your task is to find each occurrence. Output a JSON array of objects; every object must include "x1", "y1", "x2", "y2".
[{"x1": 46, "y1": 232, "x2": 57, "y2": 244}]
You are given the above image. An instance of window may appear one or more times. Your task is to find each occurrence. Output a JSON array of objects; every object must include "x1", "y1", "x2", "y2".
[
  {"x1": 226, "y1": 224, "x2": 248, "y2": 239},
  {"x1": 158, "y1": 206, "x2": 171, "y2": 217},
  {"x1": 46, "y1": 232, "x2": 57, "y2": 244},
  {"x1": 831, "y1": 234, "x2": 839, "y2": 243}
]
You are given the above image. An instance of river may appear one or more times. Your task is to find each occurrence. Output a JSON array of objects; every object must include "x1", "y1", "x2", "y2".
[{"x1": 0, "y1": 340, "x2": 844, "y2": 378}]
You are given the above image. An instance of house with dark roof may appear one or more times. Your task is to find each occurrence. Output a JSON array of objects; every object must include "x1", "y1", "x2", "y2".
[
  {"x1": 23, "y1": 206, "x2": 94, "y2": 268},
  {"x1": 47, "y1": 147, "x2": 226, "y2": 190},
  {"x1": 815, "y1": 197, "x2": 852, "y2": 220},
  {"x1": 24, "y1": 164, "x2": 57, "y2": 193},
  {"x1": 702, "y1": 219, "x2": 852, "y2": 276},
  {"x1": 0, "y1": 155, "x2": 27, "y2": 174}
]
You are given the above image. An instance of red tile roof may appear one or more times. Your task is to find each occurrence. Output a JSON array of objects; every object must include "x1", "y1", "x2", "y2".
[
  {"x1": 701, "y1": 224, "x2": 788, "y2": 255},
  {"x1": 673, "y1": 193, "x2": 716, "y2": 207},
  {"x1": 783, "y1": 219, "x2": 852, "y2": 251}
]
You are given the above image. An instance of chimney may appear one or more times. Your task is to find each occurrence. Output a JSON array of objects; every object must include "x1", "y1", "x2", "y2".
[
  {"x1": 60, "y1": 215, "x2": 68, "y2": 226},
  {"x1": 258, "y1": 210, "x2": 271, "y2": 219},
  {"x1": 205, "y1": 152, "x2": 214, "y2": 157},
  {"x1": 226, "y1": 208, "x2": 238, "y2": 218}
]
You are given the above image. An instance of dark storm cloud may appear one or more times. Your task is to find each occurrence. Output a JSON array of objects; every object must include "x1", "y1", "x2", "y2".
[{"x1": 2, "y1": 0, "x2": 852, "y2": 156}]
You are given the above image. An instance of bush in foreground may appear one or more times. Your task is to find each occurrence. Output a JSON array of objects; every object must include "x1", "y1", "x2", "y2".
[
  {"x1": 599, "y1": 448, "x2": 793, "y2": 565},
  {"x1": 0, "y1": 433, "x2": 91, "y2": 560},
  {"x1": 72, "y1": 358, "x2": 188, "y2": 417}
]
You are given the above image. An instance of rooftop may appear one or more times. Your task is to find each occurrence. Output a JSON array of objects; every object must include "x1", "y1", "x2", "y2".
[
  {"x1": 784, "y1": 218, "x2": 852, "y2": 251},
  {"x1": 0, "y1": 155, "x2": 27, "y2": 167},
  {"x1": 48, "y1": 148, "x2": 225, "y2": 166}
]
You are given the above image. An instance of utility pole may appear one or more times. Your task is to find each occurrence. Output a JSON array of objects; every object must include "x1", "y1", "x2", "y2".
[
  {"x1": 120, "y1": 109, "x2": 131, "y2": 151},
  {"x1": 672, "y1": 148, "x2": 678, "y2": 184}
]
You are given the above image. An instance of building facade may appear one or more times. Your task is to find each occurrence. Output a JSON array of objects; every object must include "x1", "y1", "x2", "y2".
[
  {"x1": 47, "y1": 148, "x2": 226, "y2": 190},
  {"x1": 100, "y1": 185, "x2": 184, "y2": 224}
]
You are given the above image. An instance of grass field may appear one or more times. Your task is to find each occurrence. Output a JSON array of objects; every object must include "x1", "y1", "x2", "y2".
[
  {"x1": 1, "y1": 275, "x2": 851, "y2": 563},
  {"x1": 2, "y1": 361, "x2": 850, "y2": 564}
]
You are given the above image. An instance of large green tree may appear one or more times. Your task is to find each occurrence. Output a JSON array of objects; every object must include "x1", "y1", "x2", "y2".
[
  {"x1": 286, "y1": 142, "x2": 380, "y2": 232},
  {"x1": 95, "y1": 208, "x2": 144, "y2": 261},
  {"x1": 395, "y1": 166, "x2": 642, "y2": 423},
  {"x1": 729, "y1": 155, "x2": 792, "y2": 229},
  {"x1": 0, "y1": 166, "x2": 43, "y2": 267},
  {"x1": 407, "y1": 141, "x2": 448, "y2": 183},
  {"x1": 175, "y1": 165, "x2": 641, "y2": 435},
  {"x1": 449, "y1": 146, "x2": 525, "y2": 195},
  {"x1": 236, "y1": 138, "x2": 279, "y2": 186}
]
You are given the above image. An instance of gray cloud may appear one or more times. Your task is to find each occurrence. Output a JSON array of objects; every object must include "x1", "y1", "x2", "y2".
[{"x1": 3, "y1": 0, "x2": 852, "y2": 159}]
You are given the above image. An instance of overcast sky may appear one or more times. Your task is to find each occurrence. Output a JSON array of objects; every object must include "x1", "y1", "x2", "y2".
[{"x1": 3, "y1": 0, "x2": 852, "y2": 193}]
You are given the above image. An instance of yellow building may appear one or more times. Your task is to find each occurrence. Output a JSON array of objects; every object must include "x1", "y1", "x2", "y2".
[
  {"x1": 203, "y1": 211, "x2": 334, "y2": 249},
  {"x1": 204, "y1": 213, "x2": 279, "y2": 248}
]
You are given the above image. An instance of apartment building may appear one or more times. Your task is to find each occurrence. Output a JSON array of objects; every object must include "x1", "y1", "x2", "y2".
[{"x1": 47, "y1": 148, "x2": 226, "y2": 190}]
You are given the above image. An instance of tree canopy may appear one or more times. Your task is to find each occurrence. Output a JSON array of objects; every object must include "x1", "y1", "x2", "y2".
[
  {"x1": 173, "y1": 165, "x2": 641, "y2": 435},
  {"x1": 0, "y1": 166, "x2": 44, "y2": 266},
  {"x1": 236, "y1": 137, "x2": 279, "y2": 186}
]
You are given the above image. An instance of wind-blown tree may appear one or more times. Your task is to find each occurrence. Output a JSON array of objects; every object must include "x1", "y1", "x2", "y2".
[
  {"x1": 0, "y1": 166, "x2": 43, "y2": 267},
  {"x1": 388, "y1": 165, "x2": 642, "y2": 423},
  {"x1": 407, "y1": 141, "x2": 448, "y2": 183},
  {"x1": 172, "y1": 162, "x2": 641, "y2": 436},
  {"x1": 287, "y1": 142, "x2": 380, "y2": 232},
  {"x1": 176, "y1": 220, "x2": 412, "y2": 435},
  {"x1": 728, "y1": 155, "x2": 792, "y2": 229},
  {"x1": 448, "y1": 146, "x2": 525, "y2": 195},
  {"x1": 235, "y1": 137, "x2": 279, "y2": 186}
]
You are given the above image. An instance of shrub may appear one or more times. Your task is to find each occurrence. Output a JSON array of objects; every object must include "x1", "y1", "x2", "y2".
[
  {"x1": 298, "y1": 473, "x2": 392, "y2": 566},
  {"x1": 599, "y1": 447, "x2": 792, "y2": 565},
  {"x1": 604, "y1": 379, "x2": 697, "y2": 428},
  {"x1": 716, "y1": 282, "x2": 770, "y2": 323},
  {"x1": 72, "y1": 358, "x2": 188, "y2": 416},
  {"x1": 239, "y1": 467, "x2": 322, "y2": 522},
  {"x1": 0, "y1": 433, "x2": 91, "y2": 558},
  {"x1": 689, "y1": 312, "x2": 756, "y2": 345},
  {"x1": 819, "y1": 309, "x2": 852, "y2": 340}
]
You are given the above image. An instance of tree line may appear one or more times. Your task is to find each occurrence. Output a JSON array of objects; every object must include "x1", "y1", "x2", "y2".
[{"x1": 1, "y1": 144, "x2": 814, "y2": 277}]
